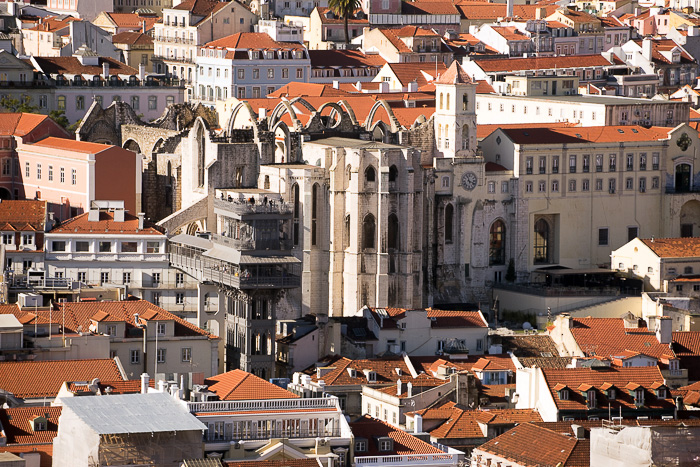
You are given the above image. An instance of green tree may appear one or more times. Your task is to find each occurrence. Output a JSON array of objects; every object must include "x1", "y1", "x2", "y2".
[
  {"x1": 0, "y1": 95, "x2": 39, "y2": 113},
  {"x1": 49, "y1": 110, "x2": 70, "y2": 130},
  {"x1": 328, "y1": 0, "x2": 361, "y2": 44}
]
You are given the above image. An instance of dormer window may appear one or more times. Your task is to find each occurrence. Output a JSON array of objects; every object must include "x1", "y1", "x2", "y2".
[
  {"x1": 250, "y1": 51, "x2": 259, "y2": 60},
  {"x1": 657, "y1": 388, "x2": 666, "y2": 399},
  {"x1": 587, "y1": 389, "x2": 596, "y2": 408},
  {"x1": 608, "y1": 388, "x2": 616, "y2": 400},
  {"x1": 347, "y1": 368, "x2": 357, "y2": 378},
  {"x1": 30, "y1": 416, "x2": 47, "y2": 431},
  {"x1": 635, "y1": 389, "x2": 645, "y2": 405},
  {"x1": 355, "y1": 439, "x2": 367, "y2": 452},
  {"x1": 559, "y1": 388, "x2": 569, "y2": 400},
  {"x1": 377, "y1": 437, "x2": 393, "y2": 452}
]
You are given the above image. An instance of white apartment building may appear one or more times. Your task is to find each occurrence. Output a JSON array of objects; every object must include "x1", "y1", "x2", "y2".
[
  {"x1": 194, "y1": 32, "x2": 310, "y2": 103},
  {"x1": 153, "y1": 0, "x2": 258, "y2": 88},
  {"x1": 44, "y1": 201, "x2": 199, "y2": 316}
]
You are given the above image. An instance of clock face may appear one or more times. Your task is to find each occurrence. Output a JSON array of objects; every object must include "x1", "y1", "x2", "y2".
[{"x1": 461, "y1": 171, "x2": 477, "y2": 191}]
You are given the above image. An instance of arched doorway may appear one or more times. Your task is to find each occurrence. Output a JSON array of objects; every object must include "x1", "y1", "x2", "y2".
[
  {"x1": 123, "y1": 140, "x2": 141, "y2": 154},
  {"x1": 681, "y1": 200, "x2": 700, "y2": 237},
  {"x1": 0, "y1": 188, "x2": 11, "y2": 200}
]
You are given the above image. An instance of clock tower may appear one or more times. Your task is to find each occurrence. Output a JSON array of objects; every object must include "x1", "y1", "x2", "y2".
[{"x1": 433, "y1": 61, "x2": 477, "y2": 159}]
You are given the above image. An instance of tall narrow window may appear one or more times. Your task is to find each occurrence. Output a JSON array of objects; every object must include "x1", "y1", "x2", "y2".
[
  {"x1": 389, "y1": 165, "x2": 398, "y2": 182},
  {"x1": 292, "y1": 183, "x2": 300, "y2": 246},
  {"x1": 445, "y1": 204, "x2": 453, "y2": 243},
  {"x1": 197, "y1": 126, "x2": 205, "y2": 187},
  {"x1": 365, "y1": 166, "x2": 376, "y2": 183},
  {"x1": 344, "y1": 214, "x2": 351, "y2": 248},
  {"x1": 489, "y1": 220, "x2": 506, "y2": 265},
  {"x1": 311, "y1": 183, "x2": 318, "y2": 246},
  {"x1": 462, "y1": 93, "x2": 468, "y2": 111},
  {"x1": 534, "y1": 219, "x2": 550, "y2": 264},
  {"x1": 462, "y1": 125, "x2": 469, "y2": 150},
  {"x1": 363, "y1": 214, "x2": 375, "y2": 250},
  {"x1": 387, "y1": 213, "x2": 399, "y2": 250}
]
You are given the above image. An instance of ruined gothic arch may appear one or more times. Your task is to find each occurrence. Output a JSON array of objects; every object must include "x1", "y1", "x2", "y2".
[
  {"x1": 316, "y1": 102, "x2": 346, "y2": 129},
  {"x1": 271, "y1": 121, "x2": 291, "y2": 164},
  {"x1": 365, "y1": 100, "x2": 401, "y2": 133},
  {"x1": 269, "y1": 100, "x2": 303, "y2": 132},
  {"x1": 191, "y1": 117, "x2": 210, "y2": 189},
  {"x1": 151, "y1": 137, "x2": 166, "y2": 155},
  {"x1": 370, "y1": 121, "x2": 390, "y2": 142},
  {"x1": 123, "y1": 139, "x2": 141, "y2": 154},
  {"x1": 338, "y1": 100, "x2": 359, "y2": 127},
  {"x1": 227, "y1": 101, "x2": 260, "y2": 139}
]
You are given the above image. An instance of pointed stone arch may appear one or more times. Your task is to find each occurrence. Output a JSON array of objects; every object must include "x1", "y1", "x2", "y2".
[
  {"x1": 366, "y1": 100, "x2": 401, "y2": 133},
  {"x1": 269, "y1": 100, "x2": 304, "y2": 132}
]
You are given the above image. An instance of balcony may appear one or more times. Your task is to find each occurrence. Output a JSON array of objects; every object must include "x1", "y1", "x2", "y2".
[
  {"x1": 354, "y1": 454, "x2": 461, "y2": 466},
  {"x1": 152, "y1": 54, "x2": 195, "y2": 64},
  {"x1": 189, "y1": 397, "x2": 338, "y2": 413},
  {"x1": 155, "y1": 36, "x2": 196, "y2": 45},
  {"x1": 213, "y1": 198, "x2": 292, "y2": 218},
  {"x1": 204, "y1": 427, "x2": 341, "y2": 443}
]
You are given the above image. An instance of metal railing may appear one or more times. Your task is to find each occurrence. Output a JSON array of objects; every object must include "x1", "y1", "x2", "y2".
[
  {"x1": 354, "y1": 453, "x2": 460, "y2": 465},
  {"x1": 190, "y1": 397, "x2": 338, "y2": 413},
  {"x1": 204, "y1": 427, "x2": 341, "y2": 442},
  {"x1": 213, "y1": 198, "x2": 292, "y2": 216}
]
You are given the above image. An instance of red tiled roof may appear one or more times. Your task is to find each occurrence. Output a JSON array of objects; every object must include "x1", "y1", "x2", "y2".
[
  {"x1": 31, "y1": 137, "x2": 118, "y2": 154},
  {"x1": 491, "y1": 26, "x2": 530, "y2": 41},
  {"x1": 0, "y1": 200, "x2": 46, "y2": 231},
  {"x1": 315, "y1": 7, "x2": 368, "y2": 24},
  {"x1": 312, "y1": 356, "x2": 429, "y2": 386},
  {"x1": 476, "y1": 422, "x2": 589, "y2": 467},
  {"x1": 384, "y1": 62, "x2": 447, "y2": 87},
  {"x1": 67, "y1": 379, "x2": 153, "y2": 395},
  {"x1": 112, "y1": 31, "x2": 154, "y2": 46},
  {"x1": 173, "y1": 0, "x2": 226, "y2": 15},
  {"x1": 473, "y1": 54, "x2": 612, "y2": 72},
  {"x1": 26, "y1": 16, "x2": 78, "y2": 32},
  {"x1": 0, "y1": 359, "x2": 123, "y2": 399},
  {"x1": 568, "y1": 317, "x2": 675, "y2": 360},
  {"x1": 402, "y1": 1, "x2": 459, "y2": 15},
  {"x1": 32, "y1": 56, "x2": 138, "y2": 77},
  {"x1": 268, "y1": 82, "x2": 353, "y2": 98},
  {"x1": 0, "y1": 406, "x2": 61, "y2": 444},
  {"x1": 426, "y1": 309, "x2": 487, "y2": 328},
  {"x1": 632, "y1": 39, "x2": 695, "y2": 65},
  {"x1": 393, "y1": 25, "x2": 440, "y2": 37},
  {"x1": 435, "y1": 61, "x2": 472, "y2": 85},
  {"x1": 204, "y1": 369, "x2": 299, "y2": 400},
  {"x1": 0, "y1": 113, "x2": 53, "y2": 137},
  {"x1": 309, "y1": 49, "x2": 386, "y2": 68},
  {"x1": 225, "y1": 460, "x2": 321, "y2": 467},
  {"x1": 103, "y1": 12, "x2": 159, "y2": 30},
  {"x1": 49, "y1": 210, "x2": 163, "y2": 235},
  {"x1": 640, "y1": 237, "x2": 700, "y2": 258},
  {"x1": 203, "y1": 32, "x2": 305, "y2": 50},
  {"x1": 500, "y1": 125, "x2": 672, "y2": 145},
  {"x1": 428, "y1": 406, "x2": 542, "y2": 439},
  {"x1": 350, "y1": 416, "x2": 444, "y2": 455},
  {"x1": 540, "y1": 366, "x2": 672, "y2": 412},
  {"x1": 378, "y1": 28, "x2": 413, "y2": 54},
  {"x1": 671, "y1": 331, "x2": 700, "y2": 356},
  {"x1": 477, "y1": 122, "x2": 578, "y2": 139}
]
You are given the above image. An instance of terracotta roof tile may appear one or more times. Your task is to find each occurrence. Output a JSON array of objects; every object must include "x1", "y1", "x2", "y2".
[
  {"x1": 568, "y1": 317, "x2": 675, "y2": 360},
  {"x1": 0, "y1": 113, "x2": 52, "y2": 137},
  {"x1": 640, "y1": 237, "x2": 700, "y2": 258},
  {"x1": 435, "y1": 61, "x2": 472, "y2": 85},
  {"x1": 112, "y1": 31, "x2": 154, "y2": 46},
  {"x1": 473, "y1": 54, "x2": 612, "y2": 73},
  {"x1": 0, "y1": 406, "x2": 61, "y2": 444},
  {"x1": 32, "y1": 56, "x2": 138, "y2": 77},
  {"x1": 268, "y1": 82, "x2": 354, "y2": 98},
  {"x1": 384, "y1": 62, "x2": 447, "y2": 87},
  {"x1": 173, "y1": 0, "x2": 225, "y2": 15},
  {"x1": 401, "y1": 1, "x2": 459, "y2": 15},
  {"x1": 313, "y1": 356, "x2": 434, "y2": 386},
  {"x1": 309, "y1": 49, "x2": 386, "y2": 68},
  {"x1": 204, "y1": 369, "x2": 299, "y2": 400},
  {"x1": 476, "y1": 422, "x2": 589, "y2": 467},
  {"x1": 315, "y1": 7, "x2": 368, "y2": 24},
  {"x1": 0, "y1": 200, "x2": 46, "y2": 231},
  {"x1": 31, "y1": 137, "x2": 117, "y2": 154},
  {"x1": 50, "y1": 210, "x2": 163, "y2": 235},
  {"x1": 501, "y1": 125, "x2": 672, "y2": 145},
  {"x1": 203, "y1": 32, "x2": 305, "y2": 50},
  {"x1": 26, "y1": 16, "x2": 78, "y2": 32},
  {"x1": 350, "y1": 416, "x2": 443, "y2": 455},
  {"x1": 103, "y1": 12, "x2": 159, "y2": 30},
  {"x1": 490, "y1": 26, "x2": 530, "y2": 41},
  {"x1": 427, "y1": 308, "x2": 486, "y2": 327},
  {"x1": 541, "y1": 366, "x2": 673, "y2": 412},
  {"x1": 225, "y1": 460, "x2": 321, "y2": 467},
  {"x1": 0, "y1": 359, "x2": 123, "y2": 399},
  {"x1": 429, "y1": 406, "x2": 541, "y2": 439},
  {"x1": 632, "y1": 38, "x2": 695, "y2": 65}
]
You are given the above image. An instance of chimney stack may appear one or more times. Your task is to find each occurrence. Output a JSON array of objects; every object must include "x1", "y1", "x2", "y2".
[
  {"x1": 396, "y1": 379, "x2": 402, "y2": 396},
  {"x1": 137, "y1": 212, "x2": 145, "y2": 230},
  {"x1": 140, "y1": 373, "x2": 150, "y2": 394},
  {"x1": 142, "y1": 20, "x2": 147, "y2": 34},
  {"x1": 407, "y1": 382, "x2": 413, "y2": 398},
  {"x1": 656, "y1": 316, "x2": 672, "y2": 345},
  {"x1": 642, "y1": 38, "x2": 653, "y2": 61},
  {"x1": 507, "y1": 0, "x2": 514, "y2": 18},
  {"x1": 102, "y1": 61, "x2": 109, "y2": 80},
  {"x1": 414, "y1": 413, "x2": 423, "y2": 433}
]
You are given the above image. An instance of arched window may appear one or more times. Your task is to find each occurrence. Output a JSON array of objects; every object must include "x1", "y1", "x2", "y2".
[
  {"x1": 462, "y1": 93, "x2": 468, "y2": 111},
  {"x1": 389, "y1": 165, "x2": 398, "y2": 182},
  {"x1": 439, "y1": 92, "x2": 443, "y2": 110},
  {"x1": 311, "y1": 183, "x2": 319, "y2": 246},
  {"x1": 489, "y1": 220, "x2": 506, "y2": 265},
  {"x1": 534, "y1": 219, "x2": 549, "y2": 264},
  {"x1": 344, "y1": 214, "x2": 351, "y2": 248},
  {"x1": 363, "y1": 214, "x2": 376, "y2": 250},
  {"x1": 445, "y1": 204, "x2": 453, "y2": 243},
  {"x1": 446, "y1": 93, "x2": 450, "y2": 111},
  {"x1": 388, "y1": 213, "x2": 399, "y2": 250},
  {"x1": 462, "y1": 125, "x2": 469, "y2": 150},
  {"x1": 444, "y1": 124, "x2": 449, "y2": 149},
  {"x1": 365, "y1": 166, "x2": 376, "y2": 183},
  {"x1": 197, "y1": 125, "x2": 205, "y2": 187},
  {"x1": 264, "y1": 175, "x2": 270, "y2": 189},
  {"x1": 292, "y1": 183, "x2": 300, "y2": 246},
  {"x1": 437, "y1": 124, "x2": 442, "y2": 148}
]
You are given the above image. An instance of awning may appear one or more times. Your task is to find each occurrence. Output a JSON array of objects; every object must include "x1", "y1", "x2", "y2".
[
  {"x1": 203, "y1": 245, "x2": 241, "y2": 263},
  {"x1": 169, "y1": 233, "x2": 212, "y2": 250},
  {"x1": 239, "y1": 254, "x2": 301, "y2": 264}
]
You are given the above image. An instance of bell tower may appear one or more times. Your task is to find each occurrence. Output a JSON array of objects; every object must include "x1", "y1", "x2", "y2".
[{"x1": 433, "y1": 61, "x2": 477, "y2": 158}]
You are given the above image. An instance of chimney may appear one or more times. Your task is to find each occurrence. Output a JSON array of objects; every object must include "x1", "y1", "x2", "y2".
[
  {"x1": 396, "y1": 379, "x2": 402, "y2": 396},
  {"x1": 642, "y1": 38, "x2": 653, "y2": 61},
  {"x1": 137, "y1": 212, "x2": 145, "y2": 230},
  {"x1": 102, "y1": 61, "x2": 109, "y2": 80},
  {"x1": 507, "y1": 0, "x2": 514, "y2": 18},
  {"x1": 571, "y1": 424, "x2": 585, "y2": 439},
  {"x1": 332, "y1": 80, "x2": 339, "y2": 89},
  {"x1": 634, "y1": 7, "x2": 641, "y2": 16},
  {"x1": 408, "y1": 80, "x2": 418, "y2": 92},
  {"x1": 656, "y1": 316, "x2": 672, "y2": 345},
  {"x1": 690, "y1": 26, "x2": 700, "y2": 37},
  {"x1": 407, "y1": 382, "x2": 413, "y2": 398},
  {"x1": 140, "y1": 373, "x2": 150, "y2": 394},
  {"x1": 414, "y1": 413, "x2": 423, "y2": 433},
  {"x1": 158, "y1": 380, "x2": 167, "y2": 393},
  {"x1": 536, "y1": 7, "x2": 546, "y2": 20},
  {"x1": 139, "y1": 63, "x2": 146, "y2": 81},
  {"x1": 142, "y1": 20, "x2": 147, "y2": 34}
]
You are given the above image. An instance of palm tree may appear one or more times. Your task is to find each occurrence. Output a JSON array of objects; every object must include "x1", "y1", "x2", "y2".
[{"x1": 328, "y1": 0, "x2": 361, "y2": 44}]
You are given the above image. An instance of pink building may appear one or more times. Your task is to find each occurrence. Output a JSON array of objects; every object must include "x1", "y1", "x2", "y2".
[{"x1": 16, "y1": 137, "x2": 141, "y2": 220}]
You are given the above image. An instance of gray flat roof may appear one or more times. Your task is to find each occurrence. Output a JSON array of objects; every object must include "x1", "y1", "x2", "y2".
[
  {"x1": 60, "y1": 393, "x2": 206, "y2": 435},
  {"x1": 0, "y1": 314, "x2": 22, "y2": 330},
  {"x1": 479, "y1": 94, "x2": 684, "y2": 106},
  {"x1": 169, "y1": 233, "x2": 213, "y2": 250},
  {"x1": 305, "y1": 137, "x2": 407, "y2": 150}
]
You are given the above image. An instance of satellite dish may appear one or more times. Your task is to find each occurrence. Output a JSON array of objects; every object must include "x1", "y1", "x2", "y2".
[{"x1": 522, "y1": 322, "x2": 532, "y2": 330}]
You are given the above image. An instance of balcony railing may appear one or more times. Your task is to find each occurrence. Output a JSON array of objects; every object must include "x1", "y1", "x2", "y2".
[
  {"x1": 354, "y1": 454, "x2": 460, "y2": 466},
  {"x1": 152, "y1": 54, "x2": 195, "y2": 64},
  {"x1": 155, "y1": 36, "x2": 196, "y2": 45},
  {"x1": 205, "y1": 427, "x2": 341, "y2": 443},
  {"x1": 213, "y1": 198, "x2": 292, "y2": 217},
  {"x1": 189, "y1": 397, "x2": 338, "y2": 413}
]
